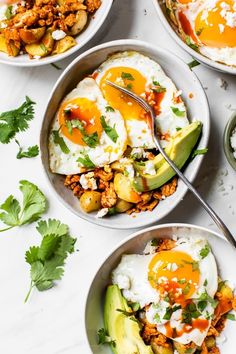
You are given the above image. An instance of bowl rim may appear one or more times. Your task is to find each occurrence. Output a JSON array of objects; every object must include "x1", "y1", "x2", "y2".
[
  {"x1": 151, "y1": 0, "x2": 236, "y2": 75},
  {"x1": 0, "y1": 0, "x2": 113, "y2": 67},
  {"x1": 83, "y1": 222, "x2": 229, "y2": 354},
  {"x1": 40, "y1": 38, "x2": 210, "y2": 229},
  {"x1": 223, "y1": 111, "x2": 236, "y2": 171}
]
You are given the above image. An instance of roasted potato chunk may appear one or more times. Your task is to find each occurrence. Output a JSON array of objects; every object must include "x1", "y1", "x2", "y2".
[
  {"x1": 114, "y1": 173, "x2": 141, "y2": 204},
  {"x1": 114, "y1": 198, "x2": 133, "y2": 213},
  {"x1": 151, "y1": 342, "x2": 173, "y2": 354},
  {"x1": 0, "y1": 34, "x2": 20, "y2": 56},
  {"x1": 52, "y1": 35, "x2": 76, "y2": 54},
  {"x1": 19, "y1": 27, "x2": 46, "y2": 44},
  {"x1": 80, "y1": 191, "x2": 101, "y2": 213},
  {"x1": 173, "y1": 342, "x2": 197, "y2": 354},
  {"x1": 68, "y1": 10, "x2": 88, "y2": 36},
  {"x1": 25, "y1": 29, "x2": 54, "y2": 57}
]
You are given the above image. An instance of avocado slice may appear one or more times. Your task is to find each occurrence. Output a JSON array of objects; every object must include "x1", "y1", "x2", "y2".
[
  {"x1": 104, "y1": 285, "x2": 154, "y2": 354},
  {"x1": 133, "y1": 121, "x2": 202, "y2": 192}
]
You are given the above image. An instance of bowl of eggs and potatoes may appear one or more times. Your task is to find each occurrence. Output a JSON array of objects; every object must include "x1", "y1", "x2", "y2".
[
  {"x1": 85, "y1": 223, "x2": 236, "y2": 354},
  {"x1": 40, "y1": 39, "x2": 210, "y2": 229},
  {"x1": 152, "y1": 0, "x2": 236, "y2": 74}
]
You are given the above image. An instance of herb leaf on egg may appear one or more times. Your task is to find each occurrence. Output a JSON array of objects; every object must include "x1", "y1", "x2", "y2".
[
  {"x1": 0, "y1": 96, "x2": 35, "y2": 144},
  {"x1": 77, "y1": 153, "x2": 95, "y2": 169},
  {"x1": 106, "y1": 106, "x2": 115, "y2": 112},
  {"x1": 152, "y1": 81, "x2": 166, "y2": 93},
  {"x1": 171, "y1": 106, "x2": 185, "y2": 117},
  {"x1": 52, "y1": 130, "x2": 70, "y2": 154},
  {"x1": 121, "y1": 72, "x2": 134, "y2": 81},
  {"x1": 200, "y1": 243, "x2": 210, "y2": 259},
  {"x1": 188, "y1": 59, "x2": 200, "y2": 70},
  {"x1": 100, "y1": 115, "x2": 119, "y2": 143},
  {"x1": 185, "y1": 36, "x2": 199, "y2": 51},
  {"x1": 67, "y1": 119, "x2": 99, "y2": 148}
]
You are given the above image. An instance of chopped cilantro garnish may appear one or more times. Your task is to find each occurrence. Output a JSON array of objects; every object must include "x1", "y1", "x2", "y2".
[
  {"x1": 188, "y1": 59, "x2": 200, "y2": 70},
  {"x1": 200, "y1": 244, "x2": 210, "y2": 259},
  {"x1": 52, "y1": 130, "x2": 70, "y2": 154},
  {"x1": 77, "y1": 153, "x2": 95, "y2": 168},
  {"x1": 97, "y1": 328, "x2": 116, "y2": 347},
  {"x1": 121, "y1": 72, "x2": 134, "y2": 81},
  {"x1": 171, "y1": 106, "x2": 185, "y2": 117},
  {"x1": 106, "y1": 106, "x2": 115, "y2": 112},
  {"x1": 226, "y1": 313, "x2": 236, "y2": 321},
  {"x1": 192, "y1": 148, "x2": 208, "y2": 158},
  {"x1": 100, "y1": 115, "x2": 118, "y2": 143}
]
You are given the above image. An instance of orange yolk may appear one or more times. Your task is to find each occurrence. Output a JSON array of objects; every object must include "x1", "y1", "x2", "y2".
[
  {"x1": 148, "y1": 250, "x2": 200, "y2": 304},
  {"x1": 195, "y1": 0, "x2": 236, "y2": 48},
  {"x1": 177, "y1": 0, "x2": 194, "y2": 3},
  {"x1": 59, "y1": 97, "x2": 103, "y2": 146},
  {"x1": 99, "y1": 66, "x2": 147, "y2": 121}
]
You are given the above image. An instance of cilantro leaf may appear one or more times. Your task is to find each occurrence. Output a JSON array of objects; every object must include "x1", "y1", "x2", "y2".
[
  {"x1": 24, "y1": 219, "x2": 76, "y2": 302},
  {"x1": 106, "y1": 106, "x2": 115, "y2": 112},
  {"x1": 192, "y1": 148, "x2": 208, "y2": 158},
  {"x1": 52, "y1": 130, "x2": 70, "y2": 154},
  {"x1": 188, "y1": 59, "x2": 200, "y2": 70},
  {"x1": 15, "y1": 140, "x2": 39, "y2": 159},
  {"x1": 77, "y1": 153, "x2": 95, "y2": 168},
  {"x1": 121, "y1": 72, "x2": 134, "y2": 81},
  {"x1": 200, "y1": 244, "x2": 210, "y2": 259},
  {"x1": 0, "y1": 180, "x2": 47, "y2": 232},
  {"x1": 185, "y1": 36, "x2": 199, "y2": 51},
  {"x1": 226, "y1": 313, "x2": 236, "y2": 321},
  {"x1": 5, "y1": 5, "x2": 13, "y2": 19},
  {"x1": 183, "y1": 283, "x2": 191, "y2": 295},
  {"x1": 100, "y1": 115, "x2": 118, "y2": 143},
  {"x1": 82, "y1": 132, "x2": 99, "y2": 148},
  {"x1": 152, "y1": 81, "x2": 166, "y2": 93},
  {"x1": 171, "y1": 106, "x2": 185, "y2": 117},
  {"x1": 0, "y1": 96, "x2": 35, "y2": 144},
  {"x1": 97, "y1": 328, "x2": 116, "y2": 347}
]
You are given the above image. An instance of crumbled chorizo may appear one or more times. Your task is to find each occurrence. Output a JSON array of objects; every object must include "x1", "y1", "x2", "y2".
[
  {"x1": 101, "y1": 183, "x2": 117, "y2": 208},
  {"x1": 85, "y1": 0, "x2": 101, "y2": 13},
  {"x1": 161, "y1": 177, "x2": 177, "y2": 197}
]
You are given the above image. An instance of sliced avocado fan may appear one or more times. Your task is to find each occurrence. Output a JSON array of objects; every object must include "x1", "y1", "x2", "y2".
[
  {"x1": 133, "y1": 121, "x2": 202, "y2": 193},
  {"x1": 104, "y1": 285, "x2": 154, "y2": 354}
]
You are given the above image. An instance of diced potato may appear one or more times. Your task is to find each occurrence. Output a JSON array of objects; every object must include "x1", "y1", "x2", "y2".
[
  {"x1": 151, "y1": 342, "x2": 173, "y2": 354},
  {"x1": 19, "y1": 27, "x2": 46, "y2": 44},
  {"x1": 56, "y1": 0, "x2": 65, "y2": 4},
  {"x1": 114, "y1": 173, "x2": 141, "y2": 204},
  {"x1": 68, "y1": 10, "x2": 88, "y2": 36},
  {"x1": 115, "y1": 198, "x2": 133, "y2": 213},
  {"x1": 52, "y1": 35, "x2": 76, "y2": 55},
  {"x1": 111, "y1": 159, "x2": 133, "y2": 172},
  {"x1": 25, "y1": 29, "x2": 54, "y2": 57},
  {"x1": 80, "y1": 191, "x2": 101, "y2": 213},
  {"x1": 205, "y1": 336, "x2": 216, "y2": 349},
  {"x1": 0, "y1": 34, "x2": 20, "y2": 57}
]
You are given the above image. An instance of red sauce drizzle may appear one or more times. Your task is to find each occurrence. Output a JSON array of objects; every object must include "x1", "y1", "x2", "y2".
[{"x1": 178, "y1": 11, "x2": 198, "y2": 42}]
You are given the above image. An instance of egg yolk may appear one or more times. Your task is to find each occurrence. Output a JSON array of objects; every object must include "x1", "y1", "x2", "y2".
[
  {"x1": 148, "y1": 250, "x2": 200, "y2": 304},
  {"x1": 195, "y1": 0, "x2": 236, "y2": 48},
  {"x1": 177, "y1": 0, "x2": 194, "y2": 3},
  {"x1": 59, "y1": 97, "x2": 103, "y2": 146},
  {"x1": 99, "y1": 66, "x2": 147, "y2": 121}
]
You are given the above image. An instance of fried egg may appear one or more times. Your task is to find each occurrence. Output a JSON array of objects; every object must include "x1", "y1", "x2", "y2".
[
  {"x1": 49, "y1": 78, "x2": 127, "y2": 174},
  {"x1": 94, "y1": 51, "x2": 189, "y2": 148},
  {"x1": 172, "y1": 0, "x2": 236, "y2": 66},
  {"x1": 112, "y1": 237, "x2": 218, "y2": 346}
]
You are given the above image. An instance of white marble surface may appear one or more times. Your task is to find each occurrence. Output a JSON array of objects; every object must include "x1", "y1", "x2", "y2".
[{"x1": 0, "y1": 1, "x2": 236, "y2": 353}]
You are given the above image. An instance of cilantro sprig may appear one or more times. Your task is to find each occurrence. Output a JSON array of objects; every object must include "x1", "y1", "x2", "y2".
[
  {"x1": 171, "y1": 106, "x2": 185, "y2": 117},
  {"x1": 25, "y1": 219, "x2": 76, "y2": 302},
  {"x1": 52, "y1": 130, "x2": 70, "y2": 154},
  {"x1": 77, "y1": 153, "x2": 95, "y2": 168},
  {"x1": 66, "y1": 119, "x2": 99, "y2": 148},
  {"x1": 15, "y1": 140, "x2": 39, "y2": 159},
  {"x1": 0, "y1": 180, "x2": 47, "y2": 232},
  {"x1": 100, "y1": 115, "x2": 118, "y2": 143},
  {"x1": 97, "y1": 328, "x2": 116, "y2": 347},
  {"x1": 0, "y1": 96, "x2": 35, "y2": 144}
]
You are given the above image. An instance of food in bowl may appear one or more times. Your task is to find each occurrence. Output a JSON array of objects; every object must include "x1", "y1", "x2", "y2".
[
  {"x1": 48, "y1": 51, "x2": 203, "y2": 217},
  {"x1": 0, "y1": 0, "x2": 101, "y2": 59},
  {"x1": 230, "y1": 126, "x2": 236, "y2": 159},
  {"x1": 99, "y1": 235, "x2": 236, "y2": 353},
  {"x1": 165, "y1": 0, "x2": 236, "y2": 67}
]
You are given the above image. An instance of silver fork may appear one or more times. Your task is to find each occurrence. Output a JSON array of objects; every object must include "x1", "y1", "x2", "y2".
[{"x1": 106, "y1": 80, "x2": 236, "y2": 248}]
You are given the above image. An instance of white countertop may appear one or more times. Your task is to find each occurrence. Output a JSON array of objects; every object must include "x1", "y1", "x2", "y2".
[{"x1": 0, "y1": 1, "x2": 236, "y2": 353}]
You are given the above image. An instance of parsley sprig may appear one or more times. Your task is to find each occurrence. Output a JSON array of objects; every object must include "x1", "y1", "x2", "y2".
[
  {"x1": 0, "y1": 96, "x2": 35, "y2": 144},
  {"x1": 0, "y1": 180, "x2": 47, "y2": 232},
  {"x1": 24, "y1": 219, "x2": 76, "y2": 302}
]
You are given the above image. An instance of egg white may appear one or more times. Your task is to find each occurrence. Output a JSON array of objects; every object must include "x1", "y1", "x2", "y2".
[
  {"x1": 49, "y1": 78, "x2": 127, "y2": 174},
  {"x1": 95, "y1": 51, "x2": 189, "y2": 148},
  {"x1": 112, "y1": 237, "x2": 218, "y2": 346}
]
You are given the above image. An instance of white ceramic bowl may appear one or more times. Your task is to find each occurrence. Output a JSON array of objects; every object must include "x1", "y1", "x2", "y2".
[
  {"x1": 40, "y1": 39, "x2": 210, "y2": 229},
  {"x1": 85, "y1": 223, "x2": 236, "y2": 354},
  {"x1": 152, "y1": 0, "x2": 236, "y2": 75},
  {"x1": 0, "y1": 0, "x2": 113, "y2": 67}
]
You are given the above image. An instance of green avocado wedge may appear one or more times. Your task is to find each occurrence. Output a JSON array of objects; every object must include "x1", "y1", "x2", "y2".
[
  {"x1": 133, "y1": 121, "x2": 202, "y2": 192},
  {"x1": 104, "y1": 285, "x2": 154, "y2": 354}
]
